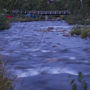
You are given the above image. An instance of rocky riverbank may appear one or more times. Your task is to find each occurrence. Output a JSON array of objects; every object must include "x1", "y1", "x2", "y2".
[{"x1": 70, "y1": 26, "x2": 90, "y2": 38}]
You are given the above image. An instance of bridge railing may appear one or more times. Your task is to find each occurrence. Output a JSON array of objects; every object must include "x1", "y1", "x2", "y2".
[{"x1": 11, "y1": 10, "x2": 70, "y2": 15}]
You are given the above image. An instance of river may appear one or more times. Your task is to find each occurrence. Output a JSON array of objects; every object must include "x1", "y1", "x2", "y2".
[{"x1": 0, "y1": 21, "x2": 90, "y2": 90}]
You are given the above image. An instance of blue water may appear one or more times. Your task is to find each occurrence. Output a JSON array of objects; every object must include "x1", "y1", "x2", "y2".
[{"x1": 0, "y1": 21, "x2": 90, "y2": 90}]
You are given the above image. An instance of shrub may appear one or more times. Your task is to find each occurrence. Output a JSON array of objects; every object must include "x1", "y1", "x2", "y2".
[
  {"x1": 69, "y1": 72, "x2": 88, "y2": 90},
  {"x1": 81, "y1": 30, "x2": 88, "y2": 38},
  {"x1": 0, "y1": 15, "x2": 10, "y2": 30},
  {"x1": 70, "y1": 27, "x2": 90, "y2": 38},
  {"x1": 81, "y1": 29, "x2": 90, "y2": 38},
  {"x1": 70, "y1": 27, "x2": 81, "y2": 35},
  {"x1": 0, "y1": 60, "x2": 13, "y2": 90}
]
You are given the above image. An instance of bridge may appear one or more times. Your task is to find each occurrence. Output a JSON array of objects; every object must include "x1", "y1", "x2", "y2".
[
  {"x1": 11, "y1": 10, "x2": 70, "y2": 20},
  {"x1": 12, "y1": 10, "x2": 70, "y2": 15},
  {"x1": 28, "y1": 10, "x2": 70, "y2": 15}
]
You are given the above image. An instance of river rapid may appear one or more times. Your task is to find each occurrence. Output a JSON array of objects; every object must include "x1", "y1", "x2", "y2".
[{"x1": 0, "y1": 21, "x2": 90, "y2": 90}]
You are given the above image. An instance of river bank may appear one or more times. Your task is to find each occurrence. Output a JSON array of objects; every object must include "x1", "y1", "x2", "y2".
[
  {"x1": 64, "y1": 15, "x2": 90, "y2": 25},
  {"x1": 70, "y1": 26, "x2": 90, "y2": 38},
  {"x1": 0, "y1": 13, "x2": 90, "y2": 31},
  {"x1": 0, "y1": 15, "x2": 10, "y2": 30},
  {"x1": 0, "y1": 60, "x2": 13, "y2": 90}
]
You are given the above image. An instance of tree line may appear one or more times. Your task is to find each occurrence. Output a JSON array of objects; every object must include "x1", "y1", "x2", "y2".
[{"x1": 0, "y1": 0, "x2": 90, "y2": 14}]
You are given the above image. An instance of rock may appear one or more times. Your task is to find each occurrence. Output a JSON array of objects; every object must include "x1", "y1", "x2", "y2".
[
  {"x1": 52, "y1": 45, "x2": 57, "y2": 48},
  {"x1": 63, "y1": 33, "x2": 71, "y2": 37},
  {"x1": 47, "y1": 27, "x2": 54, "y2": 31},
  {"x1": 60, "y1": 29, "x2": 66, "y2": 32}
]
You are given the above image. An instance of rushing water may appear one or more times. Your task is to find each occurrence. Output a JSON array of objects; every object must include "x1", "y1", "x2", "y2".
[{"x1": 0, "y1": 21, "x2": 90, "y2": 90}]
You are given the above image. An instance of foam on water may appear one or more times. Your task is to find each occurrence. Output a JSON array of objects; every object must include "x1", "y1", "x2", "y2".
[{"x1": 13, "y1": 67, "x2": 77, "y2": 78}]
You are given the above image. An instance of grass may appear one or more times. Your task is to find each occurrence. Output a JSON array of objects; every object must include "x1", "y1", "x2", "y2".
[
  {"x1": 69, "y1": 72, "x2": 88, "y2": 90},
  {"x1": 12, "y1": 17, "x2": 40, "y2": 22},
  {"x1": 70, "y1": 26, "x2": 90, "y2": 38},
  {"x1": 0, "y1": 60, "x2": 14, "y2": 90},
  {"x1": 81, "y1": 29, "x2": 90, "y2": 38}
]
